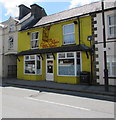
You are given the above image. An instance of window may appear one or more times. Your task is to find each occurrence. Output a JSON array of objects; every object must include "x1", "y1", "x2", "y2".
[
  {"x1": 24, "y1": 55, "x2": 41, "y2": 75},
  {"x1": 58, "y1": 52, "x2": 81, "y2": 76},
  {"x1": 8, "y1": 37, "x2": 13, "y2": 50},
  {"x1": 108, "y1": 14, "x2": 116, "y2": 38},
  {"x1": 9, "y1": 24, "x2": 15, "y2": 32},
  {"x1": 107, "y1": 56, "x2": 116, "y2": 77},
  {"x1": 31, "y1": 32, "x2": 39, "y2": 49},
  {"x1": 63, "y1": 24, "x2": 75, "y2": 45}
]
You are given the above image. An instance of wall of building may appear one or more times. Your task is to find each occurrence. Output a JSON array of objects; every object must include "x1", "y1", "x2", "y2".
[
  {"x1": 1, "y1": 18, "x2": 19, "y2": 78},
  {"x1": 17, "y1": 16, "x2": 92, "y2": 84},
  {"x1": 94, "y1": 10, "x2": 116, "y2": 85},
  {"x1": 0, "y1": 27, "x2": 3, "y2": 78}
]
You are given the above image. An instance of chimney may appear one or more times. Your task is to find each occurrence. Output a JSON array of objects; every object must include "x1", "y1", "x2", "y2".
[
  {"x1": 30, "y1": 4, "x2": 47, "y2": 19},
  {"x1": 18, "y1": 4, "x2": 31, "y2": 20}
]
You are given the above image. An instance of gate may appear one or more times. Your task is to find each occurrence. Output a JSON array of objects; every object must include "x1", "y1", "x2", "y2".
[{"x1": 8, "y1": 65, "x2": 17, "y2": 78}]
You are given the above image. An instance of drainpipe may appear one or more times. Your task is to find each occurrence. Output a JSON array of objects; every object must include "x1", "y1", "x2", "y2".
[
  {"x1": 101, "y1": 0, "x2": 109, "y2": 91},
  {"x1": 77, "y1": 17, "x2": 81, "y2": 45}
]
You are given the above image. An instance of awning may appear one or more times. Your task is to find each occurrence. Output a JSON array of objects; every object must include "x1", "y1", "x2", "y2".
[{"x1": 17, "y1": 44, "x2": 91, "y2": 56}]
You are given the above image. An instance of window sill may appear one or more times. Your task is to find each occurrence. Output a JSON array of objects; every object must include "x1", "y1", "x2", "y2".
[{"x1": 107, "y1": 37, "x2": 116, "y2": 40}]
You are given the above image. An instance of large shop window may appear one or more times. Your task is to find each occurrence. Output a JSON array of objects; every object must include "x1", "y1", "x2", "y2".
[
  {"x1": 24, "y1": 55, "x2": 41, "y2": 75},
  {"x1": 107, "y1": 56, "x2": 116, "y2": 77},
  {"x1": 31, "y1": 32, "x2": 39, "y2": 49},
  {"x1": 58, "y1": 52, "x2": 81, "y2": 76},
  {"x1": 108, "y1": 14, "x2": 116, "y2": 38},
  {"x1": 63, "y1": 23, "x2": 75, "y2": 45}
]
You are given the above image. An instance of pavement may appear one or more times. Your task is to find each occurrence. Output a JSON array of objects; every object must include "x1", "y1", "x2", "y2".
[{"x1": 1, "y1": 78, "x2": 116, "y2": 98}]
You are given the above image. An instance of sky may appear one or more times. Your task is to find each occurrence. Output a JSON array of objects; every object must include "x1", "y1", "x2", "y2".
[{"x1": 0, "y1": 0, "x2": 115, "y2": 22}]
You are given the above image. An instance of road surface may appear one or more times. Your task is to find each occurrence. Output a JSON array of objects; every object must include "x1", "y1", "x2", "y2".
[{"x1": 1, "y1": 86, "x2": 115, "y2": 118}]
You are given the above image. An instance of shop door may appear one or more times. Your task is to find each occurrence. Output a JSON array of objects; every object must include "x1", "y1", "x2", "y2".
[{"x1": 46, "y1": 54, "x2": 54, "y2": 81}]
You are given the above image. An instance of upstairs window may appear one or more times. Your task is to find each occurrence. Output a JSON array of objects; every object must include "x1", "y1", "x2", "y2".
[
  {"x1": 9, "y1": 24, "x2": 15, "y2": 32},
  {"x1": 8, "y1": 37, "x2": 13, "y2": 50},
  {"x1": 31, "y1": 32, "x2": 39, "y2": 49},
  {"x1": 63, "y1": 23, "x2": 75, "y2": 45},
  {"x1": 108, "y1": 14, "x2": 116, "y2": 38}
]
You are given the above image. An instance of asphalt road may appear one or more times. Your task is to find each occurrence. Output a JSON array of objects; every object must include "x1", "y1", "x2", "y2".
[{"x1": 1, "y1": 86, "x2": 115, "y2": 118}]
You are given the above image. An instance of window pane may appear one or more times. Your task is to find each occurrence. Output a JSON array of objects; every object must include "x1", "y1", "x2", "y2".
[
  {"x1": 63, "y1": 24, "x2": 74, "y2": 34},
  {"x1": 32, "y1": 32, "x2": 38, "y2": 40},
  {"x1": 31, "y1": 40, "x2": 38, "y2": 48},
  {"x1": 77, "y1": 52, "x2": 81, "y2": 75},
  {"x1": 30, "y1": 55, "x2": 35, "y2": 60},
  {"x1": 47, "y1": 60, "x2": 53, "y2": 73},
  {"x1": 37, "y1": 60, "x2": 41, "y2": 74},
  {"x1": 67, "y1": 53, "x2": 74, "y2": 58},
  {"x1": 109, "y1": 15, "x2": 116, "y2": 25},
  {"x1": 77, "y1": 52, "x2": 80, "y2": 58},
  {"x1": 109, "y1": 26, "x2": 116, "y2": 36},
  {"x1": 35, "y1": 32, "x2": 38, "y2": 39},
  {"x1": 58, "y1": 53, "x2": 65, "y2": 58},
  {"x1": 8, "y1": 37, "x2": 13, "y2": 49},
  {"x1": 25, "y1": 61, "x2": 35, "y2": 74},
  {"x1": 37, "y1": 55, "x2": 40, "y2": 60},
  {"x1": 25, "y1": 56, "x2": 29, "y2": 60},
  {"x1": 47, "y1": 54, "x2": 53, "y2": 59},
  {"x1": 64, "y1": 34, "x2": 75, "y2": 44},
  {"x1": 58, "y1": 59, "x2": 75, "y2": 75},
  {"x1": 112, "y1": 62, "x2": 116, "y2": 76}
]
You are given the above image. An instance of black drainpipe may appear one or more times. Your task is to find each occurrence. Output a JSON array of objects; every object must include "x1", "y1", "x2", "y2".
[
  {"x1": 77, "y1": 17, "x2": 81, "y2": 45},
  {"x1": 101, "y1": 0, "x2": 109, "y2": 91}
]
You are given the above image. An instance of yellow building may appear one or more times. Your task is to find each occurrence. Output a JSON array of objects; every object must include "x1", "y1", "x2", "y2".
[{"x1": 17, "y1": 3, "x2": 93, "y2": 84}]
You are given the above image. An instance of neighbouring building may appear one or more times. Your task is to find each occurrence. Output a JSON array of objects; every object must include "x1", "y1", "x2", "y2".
[
  {"x1": 0, "y1": 4, "x2": 31, "y2": 78},
  {"x1": 0, "y1": 24, "x2": 4, "y2": 78},
  {"x1": 92, "y1": 1, "x2": 116, "y2": 85}
]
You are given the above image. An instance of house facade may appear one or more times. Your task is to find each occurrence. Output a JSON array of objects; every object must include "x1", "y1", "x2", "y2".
[
  {"x1": 93, "y1": 2, "x2": 116, "y2": 85},
  {"x1": 17, "y1": 3, "x2": 94, "y2": 84},
  {"x1": 0, "y1": 4, "x2": 31, "y2": 78},
  {"x1": 0, "y1": 17, "x2": 19, "y2": 78}
]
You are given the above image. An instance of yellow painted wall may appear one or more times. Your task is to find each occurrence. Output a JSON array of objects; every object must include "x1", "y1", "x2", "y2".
[{"x1": 17, "y1": 16, "x2": 92, "y2": 84}]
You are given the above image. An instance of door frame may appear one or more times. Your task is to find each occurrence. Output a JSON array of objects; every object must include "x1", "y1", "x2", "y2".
[{"x1": 46, "y1": 54, "x2": 54, "y2": 81}]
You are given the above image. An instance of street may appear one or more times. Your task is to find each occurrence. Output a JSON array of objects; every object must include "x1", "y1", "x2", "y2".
[{"x1": 1, "y1": 86, "x2": 115, "y2": 118}]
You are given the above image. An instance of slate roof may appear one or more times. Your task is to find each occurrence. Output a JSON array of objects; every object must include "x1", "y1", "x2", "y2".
[
  {"x1": 34, "y1": 1, "x2": 115, "y2": 27},
  {"x1": 19, "y1": 13, "x2": 31, "y2": 24},
  {"x1": 17, "y1": 45, "x2": 91, "y2": 56}
]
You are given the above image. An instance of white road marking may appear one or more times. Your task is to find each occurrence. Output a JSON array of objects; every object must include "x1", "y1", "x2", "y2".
[{"x1": 26, "y1": 97, "x2": 91, "y2": 111}]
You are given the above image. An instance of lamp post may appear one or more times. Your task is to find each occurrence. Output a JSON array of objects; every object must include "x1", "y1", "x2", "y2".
[{"x1": 101, "y1": 0, "x2": 109, "y2": 91}]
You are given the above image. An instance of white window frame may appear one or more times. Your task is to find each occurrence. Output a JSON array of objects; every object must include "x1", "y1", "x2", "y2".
[
  {"x1": 31, "y1": 32, "x2": 39, "y2": 49},
  {"x1": 8, "y1": 37, "x2": 13, "y2": 50},
  {"x1": 57, "y1": 52, "x2": 81, "y2": 76},
  {"x1": 107, "y1": 56, "x2": 116, "y2": 77},
  {"x1": 108, "y1": 14, "x2": 116, "y2": 38},
  {"x1": 63, "y1": 23, "x2": 75, "y2": 45},
  {"x1": 24, "y1": 55, "x2": 42, "y2": 75}
]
